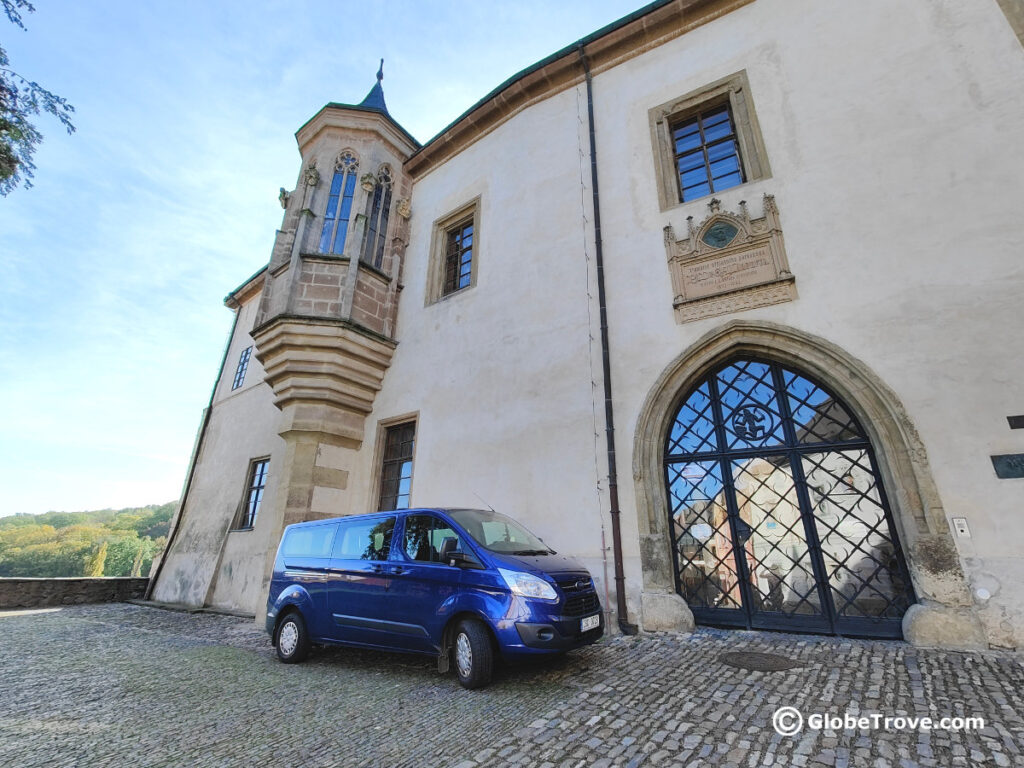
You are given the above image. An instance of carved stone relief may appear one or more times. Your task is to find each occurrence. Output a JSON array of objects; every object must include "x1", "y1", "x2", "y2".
[{"x1": 663, "y1": 194, "x2": 796, "y2": 323}]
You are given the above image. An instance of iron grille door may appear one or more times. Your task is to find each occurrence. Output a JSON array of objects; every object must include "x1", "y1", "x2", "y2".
[{"x1": 665, "y1": 358, "x2": 915, "y2": 638}]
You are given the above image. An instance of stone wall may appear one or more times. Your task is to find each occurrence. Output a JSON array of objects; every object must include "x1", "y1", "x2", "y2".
[{"x1": 0, "y1": 577, "x2": 149, "y2": 609}]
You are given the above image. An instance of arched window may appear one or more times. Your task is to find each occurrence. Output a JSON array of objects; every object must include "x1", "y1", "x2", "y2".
[
  {"x1": 318, "y1": 151, "x2": 359, "y2": 254},
  {"x1": 363, "y1": 165, "x2": 393, "y2": 269},
  {"x1": 666, "y1": 357, "x2": 914, "y2": 638}
]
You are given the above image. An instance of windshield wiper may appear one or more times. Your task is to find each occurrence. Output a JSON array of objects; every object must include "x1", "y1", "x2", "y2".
[{"x1": 509, "y1": 549, "x2": 555, "y2": 556}]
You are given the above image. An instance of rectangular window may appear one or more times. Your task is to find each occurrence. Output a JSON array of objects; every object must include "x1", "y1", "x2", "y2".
[
  {"x1": 671, "y1": 102, "x2": 744, "y2": 201},
  {"x1": 236, "y1": 458, "x2": 269, "y2": 529},
  {"x1": 649, "y1": 71, "x2": 770, "y2": 211},
  {"x1": 232, "y1": 346, "x2": 252, "y2": 390},
  {"x1": 334, "y1": 516, "x2": 396, "y2": 561},
  {"x1": 282, "y1": 524, "x2": 337, "y2": 558},
  {"x1": 426, "y1": 198, "x2": 480, "y2": 304},
  {"x1": 403, "y1": 514, "x2": 463, "y2": 563},
  {"x1": 443, "y1": 220, "x2": 473, "y2": 295},
  {"x1": 378, "y1": 421, "x2": 415, "y2": 511}
]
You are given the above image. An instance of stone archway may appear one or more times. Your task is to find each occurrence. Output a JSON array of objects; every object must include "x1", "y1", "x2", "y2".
[{"x1": 633, "y1": 320, "x2": 985, "y2": 648}]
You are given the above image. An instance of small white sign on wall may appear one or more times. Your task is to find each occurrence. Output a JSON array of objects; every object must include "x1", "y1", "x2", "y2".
[{"x1": 952, "y1": 517, "x2": 971, "y2": 538}]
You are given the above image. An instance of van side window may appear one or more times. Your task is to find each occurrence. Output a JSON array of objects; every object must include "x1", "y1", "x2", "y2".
[
  {"x1": 282, "y1": 524, "x2": 337, "y2": 558},
  {"x1": 335, "y1": 517, "x2": 396, "y2": 561},
  {"x1": 403, "y1": 515, "x2": 462, "y2": 563}
]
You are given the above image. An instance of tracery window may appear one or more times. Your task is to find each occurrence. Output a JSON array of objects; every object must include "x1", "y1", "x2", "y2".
[
  {"x1": 318, "y1": 151, "x2": 359, "y2": 254},
  {"x1": 363, "y1": 165, "x2": 393, "y2": 269}
]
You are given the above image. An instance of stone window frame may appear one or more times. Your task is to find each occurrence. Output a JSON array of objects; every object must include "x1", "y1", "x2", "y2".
[
  {"x1": 425, "y1": 197, "x2": 481, "y2": 305},
  {"x1": 232, "y1": 456, "x2": 270, "y2": 531},
  {"x1": 649, "y1": 71, "x2": 771, "y2": 212},
  {"x1": 370, "y1": 413, "x2": 419, "y2": 512}
]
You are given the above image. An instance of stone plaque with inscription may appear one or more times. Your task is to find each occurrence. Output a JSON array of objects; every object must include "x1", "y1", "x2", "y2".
[{"x1": 663, "y1": 194, "x2": 797, "y2": 323}]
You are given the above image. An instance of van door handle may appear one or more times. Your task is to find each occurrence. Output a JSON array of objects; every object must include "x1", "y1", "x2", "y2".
[
  {"x1": 391, "y1": 566, "x2": 407, "y2": 575},
  {"x1": 371, "y1": 564, "x2": 386, "y2": 573}
]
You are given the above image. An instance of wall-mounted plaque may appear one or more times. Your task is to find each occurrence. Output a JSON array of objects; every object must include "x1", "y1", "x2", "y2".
[
  {"x1": 663, "y1": 194, "x2": 797, "y2": 323},
  {"x1": 991, "y1": 454, "x2": 1024, "y2": 479}
]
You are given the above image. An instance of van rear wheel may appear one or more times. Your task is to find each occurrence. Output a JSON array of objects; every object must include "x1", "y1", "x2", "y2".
[
  {"x1": 276, "y1": 611, "x2": 310, "y2": 664},
  {"x1": 453, "y1": 619, "x2": 492, "y2": 689}
]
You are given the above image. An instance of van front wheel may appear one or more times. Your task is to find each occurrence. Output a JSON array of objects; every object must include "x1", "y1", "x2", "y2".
[
  {"x1": 276, "y1": 611, "x2": 310, "y2": 664},
  {"x1": 453, "y1": 619, "x2": 493, "y2": 689}
]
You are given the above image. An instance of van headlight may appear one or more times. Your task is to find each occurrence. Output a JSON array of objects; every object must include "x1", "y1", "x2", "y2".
[{"x1": 498, "y1": 568, "x2": 558, "y2": 601}]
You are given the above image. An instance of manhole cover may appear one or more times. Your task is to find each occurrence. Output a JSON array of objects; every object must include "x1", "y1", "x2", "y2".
[{"x1": 718, "y1": 651, "x2": 802, "y2": 672}]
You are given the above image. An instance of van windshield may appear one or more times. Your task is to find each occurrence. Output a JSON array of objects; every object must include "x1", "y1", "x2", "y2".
[{"x1": 447, "y1": 509, "x2": 555, "y2": 555}]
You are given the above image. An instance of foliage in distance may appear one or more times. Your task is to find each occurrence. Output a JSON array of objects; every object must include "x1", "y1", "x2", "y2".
[
  {"x1": 1, "y1": 0, "x2": 75, "y2": 195},
  {"x1": 0, "y1": 502, "x2": 175, "y2": 578}
]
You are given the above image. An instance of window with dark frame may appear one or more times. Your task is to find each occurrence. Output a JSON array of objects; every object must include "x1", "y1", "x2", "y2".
[
  {"x1": 672, "y1": 102, "x2": 745, "y2": 202},
  {"x1": 231, "y1": 346, "x2": 252, "y2": 390},
  {"x1": 362, "y1": 166, "x2": 393, "y2": 269},
  {"x1": 378, "y1": 422, "x2": 415, "y2": 511},
  {"x1": 319, "y1": 152, "x2": 359, "y2": 254},
  {"x1": 237, "y1": 458, "x2": 269, "y2": 529},
  {"x1": 403, "y1": 514, "x2": 461, "y2": 563},
  {"x1": 649, "y1": 72, "x2": 770, "y2": 212},
  {"x1": 443, "y1": 219, "x2": 473, "y2": 296}
]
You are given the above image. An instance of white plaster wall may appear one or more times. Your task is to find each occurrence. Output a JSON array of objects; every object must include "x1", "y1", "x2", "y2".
[
  {"x1": 344, "y1": 84, "x2": 617, "y2": 602},
  {"x1": 588, "y1": 0, "x2": 1024, "y2": 643},
  {"x1": 153, "y1": 294, "x2": 285, "y2": 612}
]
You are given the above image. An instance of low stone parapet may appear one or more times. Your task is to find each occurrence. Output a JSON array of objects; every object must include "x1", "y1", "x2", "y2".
[{"x1": 0, "y1": 577, "x2": 150, "y2": 609}]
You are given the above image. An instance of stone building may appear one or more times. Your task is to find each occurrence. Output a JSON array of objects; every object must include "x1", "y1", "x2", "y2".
[{"x1": 150, "y1": 0, "x2": 1024, "y2": 650}]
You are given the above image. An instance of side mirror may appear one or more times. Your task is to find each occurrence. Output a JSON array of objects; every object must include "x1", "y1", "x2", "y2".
[{"x1": 438, "y1": 536, "x2": 458, "y2": 561}]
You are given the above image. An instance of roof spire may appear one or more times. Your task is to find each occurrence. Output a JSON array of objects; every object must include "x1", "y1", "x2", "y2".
[{"x1": 358, "y1": 58, "x2": 389, "y2": 113}]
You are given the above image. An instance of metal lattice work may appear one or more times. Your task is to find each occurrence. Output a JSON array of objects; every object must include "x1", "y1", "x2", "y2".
[{"x1": 665, "y1": 357, "x2": 915, "y2": 638}]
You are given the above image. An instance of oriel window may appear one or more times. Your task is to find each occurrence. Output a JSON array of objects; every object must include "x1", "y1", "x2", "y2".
[
  {"x1": 319, "y1": 151, "x2": 359, "y2": 254},
  {"x1": 363, "y1": 166, "x2": 393, "y2": 269}
]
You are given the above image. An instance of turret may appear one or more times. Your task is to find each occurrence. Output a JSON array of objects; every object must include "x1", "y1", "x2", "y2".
[{"x1": 249, "y1": 66, "x2": 419, "y2": 588}]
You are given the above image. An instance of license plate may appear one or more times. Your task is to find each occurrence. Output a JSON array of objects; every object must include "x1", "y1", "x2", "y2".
[{"x1": 581, "y1": 614, "x2": 600, "y2": 632}]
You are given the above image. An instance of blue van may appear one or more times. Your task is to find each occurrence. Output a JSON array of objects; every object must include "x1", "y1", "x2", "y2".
[{"x1": 266, "y1": 507, "x2": 604, "y2": 688}]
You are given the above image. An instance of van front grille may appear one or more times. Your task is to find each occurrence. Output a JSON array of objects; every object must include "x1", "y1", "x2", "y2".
[
  {"x1": 555, "y1": 574, "x2": 593, "y2": 593},
  {"x1": 563, "y1": 592, "x2": 600, "y2": 618}
]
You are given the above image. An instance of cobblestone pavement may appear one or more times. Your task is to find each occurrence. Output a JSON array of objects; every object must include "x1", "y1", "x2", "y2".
[{"x1": 1, "y1": 604, "x2": 1021, "y2": 767}]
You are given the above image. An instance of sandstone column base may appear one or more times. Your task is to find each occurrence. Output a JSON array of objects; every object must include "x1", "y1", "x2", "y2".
[
  {"x1": 640, "y1": 590, "x2": 695, "y2": 633},
  {"x1": 902, "y1": 601, "x2": 987, "y2": 650}
]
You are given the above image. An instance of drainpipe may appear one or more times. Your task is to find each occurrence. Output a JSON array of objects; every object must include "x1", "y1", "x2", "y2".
[
  {"x1": 146, "y1": 309, "x2": 240, "y2": 600},
  {"x1": 580, "y1": 46, "x2": 638, "y2": 635}
]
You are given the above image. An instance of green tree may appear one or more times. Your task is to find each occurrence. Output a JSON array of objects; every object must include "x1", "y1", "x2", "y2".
[
  {"x1": 1, "y1": 0, "x2": 75, "y2": 195},
  {"x1": 84, "y1": 541, "x2": 107, "y2": 577}
]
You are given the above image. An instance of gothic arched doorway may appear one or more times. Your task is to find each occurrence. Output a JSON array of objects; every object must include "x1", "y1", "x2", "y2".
[{"x1": 666, "y1": 357, "x2": 915, "y2": 638}]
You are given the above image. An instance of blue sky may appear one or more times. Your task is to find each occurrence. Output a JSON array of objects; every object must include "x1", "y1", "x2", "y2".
[{"x1": 0, "y1": 0, "x2": 642, "y2": 516}]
